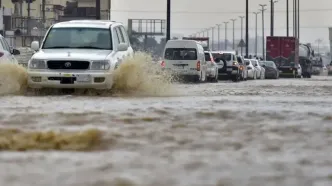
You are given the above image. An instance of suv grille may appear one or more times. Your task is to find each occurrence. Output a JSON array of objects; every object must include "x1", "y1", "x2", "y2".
[{"x1": 47, "y1": 61, "x2": 90, "y2": 70}]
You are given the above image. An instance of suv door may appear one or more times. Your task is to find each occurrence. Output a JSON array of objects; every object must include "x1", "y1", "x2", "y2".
[
  {"x1": 0, "y1": 37, "x2": 15, "y2": 63},
  {"x1": 113, "y1": 26, "x2": 127, "y2": 66}
]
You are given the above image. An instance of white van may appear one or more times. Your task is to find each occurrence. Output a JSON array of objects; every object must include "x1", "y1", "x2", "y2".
[{"x1": 161, "y1": 40, "x2": 207, "y2": 82}]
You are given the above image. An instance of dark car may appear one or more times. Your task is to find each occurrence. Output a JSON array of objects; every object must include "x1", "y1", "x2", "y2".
[{"x1": 260, "y1": 61, "x2": 279, "y2": 79}]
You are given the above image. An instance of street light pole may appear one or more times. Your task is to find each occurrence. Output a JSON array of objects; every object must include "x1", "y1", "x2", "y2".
[
  {"x1": 230, "y1": 19, "x2": 236, "y2": 50},
  {"x1": 245, "y1": 0, "x2": 249, "y2": 58},
  {"x1": 224, "y1": 21, "x2": 229, "y2": 50},
  {"x1": 211, "y1": 26, "x2": 215, "y2": 50},
  {"x1": 239, "y1": 16, "x2": 245, "y2": 56},
  {"x1": 297, "y1": 0, "x2": 300, "y2": 39},
  {"x1": 166, "y1": 0, "x2": 171, "y2": 41},
  {"x1": 286, "y1": 0, "x2": 289, "y2": 36},
  {"x1": 253, "y1": 12, "x2": 260, "y2": 57},
  {"x1": 216, "y1": 24, "x2": 221, "y2": 50},
  {"x1": 259, "y1": 4, "x2": 267, "y2": 61}
]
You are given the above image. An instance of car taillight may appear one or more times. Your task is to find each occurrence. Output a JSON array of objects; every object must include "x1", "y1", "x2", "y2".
[
  {"x1": 161, "y1": 61, "x2": 165, "y2": 68},
  {"x1": 0, "y1": 52, "x2": 3, "y2": 57},
  {"x1": 197, "y1": 61, "x2": 200, "y2": 71}
]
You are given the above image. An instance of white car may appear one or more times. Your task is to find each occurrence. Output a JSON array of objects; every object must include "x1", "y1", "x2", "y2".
[
  {"x1": 0, "y1": 34, "x2": 20, "y2": 64},
  {"x1": 204, "y1": 51, "x2": 218, "y2": 82},
  {"x1": 250, "y1": 59, "x2": 265, "y2": 79},
  {"x1": 27, "y1": 20, "x2": 133, "y2": 90},
  {"x1": 244, "y1": 58, "x2": 257, "y2": 79},
  {"x1": 162, "y1": 40, "x2": 207, "y2": 82}
]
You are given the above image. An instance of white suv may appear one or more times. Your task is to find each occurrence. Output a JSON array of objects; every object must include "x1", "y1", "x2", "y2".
[{"x1": 28, "y1": 20, "x2": 133, "y2": 90}]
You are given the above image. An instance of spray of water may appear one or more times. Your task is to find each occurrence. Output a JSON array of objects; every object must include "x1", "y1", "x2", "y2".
[
  {"x1": 0, "y1": 63, "x2": 28, "y2": 95},
  {"x1": 0, "y1": 52, "x2": 175, "y2": 97}
]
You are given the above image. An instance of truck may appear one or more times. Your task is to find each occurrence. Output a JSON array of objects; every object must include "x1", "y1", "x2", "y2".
[
  {"x1": 266, "y1": 36, "x2": 302, "y2": 77},
  {"x1": 182, "y1": 37, "x2": 210, "y2": 51}
]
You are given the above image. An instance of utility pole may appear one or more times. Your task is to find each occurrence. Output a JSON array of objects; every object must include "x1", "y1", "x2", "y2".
[
  {"x1": 27, "y1": 0, "x2": 31, "y2": 35},
  {"x1": 239, "y1": 16, "x2": 245, "y2": 56},
  {"x1": 271, "y1": 0, "x2": 278, "y2": 36},
  {"x1": 259, "y1": 4, "x2": 267, "y2": 61},
  {"x1": 253, "y1": 12, "x2": 260, "y2": 57},
  {"x1": 224, "y1": 21, "x2": 229, "y2": 50},
  {"x1": 245, "y1": 0, "x2": 249, "y2": 58},
  {"x1": 286, "y1": 0, "x2": 289, "y2": 36},
  {"x1": 166, "y1": 0, "x2": 171, "y2": 41},
  {"x1": 294, "y1": 0, "x2": 297, "y2": 38},
  {"x1": 96, "y1": 0, "x2": 101, "y2": 19},
  {"x1": 297, "y1": 0, "x2": 300, "y2": 39},
  {"x1": 108, "y1": 0, "x2": 111, "y2": 20},
  {"x1": 216, "y1": 24, "x2": 221, "y2": 50},
  {"x1": 42, "y1": 0, "x2": 46, "y2": 23},
  {"x1": 211, "y1": 26, "x2": 215, "y2": 50},
  {"x1": 230, "y1": 19, "x2": 236, "y2": 50}
]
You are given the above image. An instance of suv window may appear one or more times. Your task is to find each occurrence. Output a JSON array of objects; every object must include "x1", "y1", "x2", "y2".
[
  {"x1": 237, "y1": 56, "x2": 243, "y2": 64},
  {"x1": 43, "y1": 27, "x2": 112, "y2": 50},
  {"x1": 119, "y1": 26, "x2": 129, "y2": 44},
  {"x1": 204, "y1": 52, "x2": 211, "y2": 61},
  {"x1": 113, "y1": 27, "x2": 120, "y2": 45},
  {"x1": 116, "y1": 27, "x2": 125, "y2": 43},
  {"x1": 0, "y1": 37, "x2": 10, "y2": 51}
]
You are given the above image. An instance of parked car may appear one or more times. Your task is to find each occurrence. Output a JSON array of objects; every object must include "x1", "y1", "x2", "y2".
[
  {"x1": 260, "y1": 61, "x2": 279, "y2": 79},
  {"x1": 244, "y1": 59, "x2": 257, "y2": 80},
  {"x1": 250, "y1": 59, "x2": 265, "y2": 79},
  {"x1": 162, "y1": 40, "x2": 207, "y2": 82},
  {"x1": 0, "y1": 34, "x2": 20, "y2": 65},
  {"x1": 237, "y1": 55, "x2": 248, "y2": 81},
  {"x1": 204, "y1": 51, "x2": 218, "y2": 82},
  {"x1": 27, "y1": 20, "x2": 134, "y2": 90}
]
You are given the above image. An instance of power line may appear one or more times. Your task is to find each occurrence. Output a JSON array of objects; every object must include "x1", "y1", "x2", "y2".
[
  {"x1": 110, "y1": 8, "x2": 332, "y2": 14},
  {"x1": 172, "y1": 26, "x2": 332, "y2": 30}
]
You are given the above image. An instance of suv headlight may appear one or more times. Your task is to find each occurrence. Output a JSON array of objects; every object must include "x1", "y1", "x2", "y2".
[
  {"x1": 29, "y1": 59, "x2": 46, "y2": 69},
  {"x1": 91, "y1": 60, "x2": 110, "y2": 70}
]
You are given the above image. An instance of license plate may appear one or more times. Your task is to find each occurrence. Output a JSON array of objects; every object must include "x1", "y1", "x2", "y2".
[
  {"x1": 76, "y1": 74, "x2": 91, "y2": 82},
  {"x1": 227, "y1": 68, "x2": 232, "y2": 71},
  {"x1": 63, "y1": 73, "x2": 72, "y2": 77}
]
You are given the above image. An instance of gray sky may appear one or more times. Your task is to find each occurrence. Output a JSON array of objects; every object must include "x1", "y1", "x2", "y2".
[{"x1": 111, "y1": 0, "x2": 332, "y2": 47}]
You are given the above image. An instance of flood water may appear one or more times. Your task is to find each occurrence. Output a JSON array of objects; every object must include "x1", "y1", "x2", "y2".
[{"x1": 0, "y1": 76, "x2": 332, "y2": 186}]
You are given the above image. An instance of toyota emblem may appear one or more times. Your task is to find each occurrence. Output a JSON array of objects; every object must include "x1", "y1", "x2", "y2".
[{"x1": 64, "y1": 62, "x2": 71, "y2": 67}]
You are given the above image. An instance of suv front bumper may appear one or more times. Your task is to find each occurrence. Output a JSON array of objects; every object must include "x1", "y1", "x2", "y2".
[{"x1": 27, "y1": 71, "x2": 113, "y2": 89}]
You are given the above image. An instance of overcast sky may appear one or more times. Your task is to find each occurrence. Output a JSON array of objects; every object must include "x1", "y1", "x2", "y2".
[{"x1": 111, "y1": 0, "x2": 332, "y2": 47}]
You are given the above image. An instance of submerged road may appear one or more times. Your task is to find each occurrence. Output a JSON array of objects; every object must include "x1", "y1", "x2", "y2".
[{"x1": 0, "y1": 76, "x2": 332, "y2": 186}]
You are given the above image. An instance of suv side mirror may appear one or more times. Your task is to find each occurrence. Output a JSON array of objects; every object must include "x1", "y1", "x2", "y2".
[
  {"x1": 31, "y1": 41, "x2": 39, "y2": 51},
  {"x1": 118, "y1": 43, "x2": 128, "y2": 51},
  {"x1": 11, "y1": 48, "x2": 20, "y2": 55}
]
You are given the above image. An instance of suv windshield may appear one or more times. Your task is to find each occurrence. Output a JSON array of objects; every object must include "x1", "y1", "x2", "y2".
[
  {"x1": 164, "y1": 48, "x2": 197, "y2": 60},
  {"x1": 42, "y1": 27, "x2": 112, "y2": 50}
]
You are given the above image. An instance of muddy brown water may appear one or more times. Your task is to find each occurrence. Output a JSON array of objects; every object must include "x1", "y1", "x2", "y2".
[{"x1": 0, "y1": 76, "x2": 331, "y2": 186}]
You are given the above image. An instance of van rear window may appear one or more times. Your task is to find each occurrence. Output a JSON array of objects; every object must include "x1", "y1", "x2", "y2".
[{"x1": 164, "y1": 48, "x2": 197, "y2": 60}]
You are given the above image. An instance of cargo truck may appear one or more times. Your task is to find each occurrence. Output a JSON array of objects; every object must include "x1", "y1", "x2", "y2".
[{"x1": 266, "y1": 36, "x2": 302, "y2": 77}]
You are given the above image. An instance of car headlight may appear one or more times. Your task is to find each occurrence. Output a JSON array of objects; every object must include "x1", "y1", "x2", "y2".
[
  {"x1": 91, "y1": 60, "x2": 110, "y2": 70},
  {"x1": 29, "y1": 59, "x2": 46, "y2": 69}
]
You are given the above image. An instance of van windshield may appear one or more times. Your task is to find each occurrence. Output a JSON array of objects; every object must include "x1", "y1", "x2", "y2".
[{"x1": 164, "y1": 48, "x2": 197, "y2": 60}]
